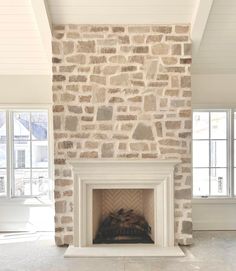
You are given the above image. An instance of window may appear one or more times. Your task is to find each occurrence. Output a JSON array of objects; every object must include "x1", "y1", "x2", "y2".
[
  {"x1": 0, "y1": 111, "x2": 6, "y2": 196},
  {"x1": 192, "y1": 110, "x2": 232, "y2": 198},
  {"x1": 0, "y1": 109, "x2": 51, "y2": 199}
]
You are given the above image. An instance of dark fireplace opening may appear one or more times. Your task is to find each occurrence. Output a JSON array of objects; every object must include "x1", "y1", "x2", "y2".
[{"x1": 93, "y1": 208, "x2": 154, "y2": 244}]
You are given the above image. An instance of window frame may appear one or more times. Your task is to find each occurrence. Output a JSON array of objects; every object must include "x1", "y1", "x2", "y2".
[
  {"x1": 192, "y1": 108, "x2": 235, "y2": 199},
  {"x1": 0, "y1": 105, "x2": 53, "y2": 203}
]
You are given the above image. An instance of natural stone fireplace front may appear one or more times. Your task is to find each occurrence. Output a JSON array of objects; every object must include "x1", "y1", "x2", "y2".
[
  {"x1": 64, "y1": 159, "x2": 184, "y2": 257},
  {"x1": 53, "y1": 24, "x2": 192, "y2": 246}
]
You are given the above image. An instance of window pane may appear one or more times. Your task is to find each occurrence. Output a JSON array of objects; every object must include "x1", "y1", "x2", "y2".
[
  {"x1": 32, "y1": 170, "x2": 49, "y2": 197},
  {"x1": 193, "y1": 112, "x2": 209, "y2": 139},
  {"x1": 210, "y1": 112, "x2": 227, "y2": 139},
  {"x1": 31, "y1": 112, "x2": 48, "y2": 140},
  {"x1": 14, "y1": 112, "x2": 30, "y2": 141},
  {"x1": 32, "y1": 141, "x2": 48, "y2": 168},
  {"x1": 14, "y1": 169, "x2": 31, "y2": 196},
  {"x1": 14, "y1": 141, "x2": 30, "y2": 168},
  {"x1": 0, "y1": 169, "x2": 6, "y2": 196},
  {"x1": 0, "y1": 143, "x2": 6, "y2": 168},
  {"x1": 210, "y1": 168, "x2": 227, "y2": 196},
  {"x1": 0, "y1": 111, "x2": 6, "y2": 141},
  {"x1": 193, "y1": 168, "x2": 209, "y2": 196},
  {"x1": 193, "y1": 140, "x2": 209, "y2": 167},
  {"x1": 210, "y1": 140, "x2": 227, "y2": 168}
]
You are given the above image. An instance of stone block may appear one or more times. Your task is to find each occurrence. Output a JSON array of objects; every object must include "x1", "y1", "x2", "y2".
[
  {"x1": 90, "y1": 75, "x2": 106, "y2": 85},
  {"x1": 65, "y1": 116, "x2": 78, "y2": 131},
  {"x1": 55, "y1": 201, "x2": 66, "y2": 213},
  {"x1": 181, "y1": 221, "x2": 192, "y2": 235},
  {"x1": 181, "y1": 76, "x2": 191, "y2": 88},
  {"x1": 132, "y1": 123, "x2": 154, "y2": 140},
  {"x1": 101, "y1": 143, "x2": 114, "y2": 158},
  {"x1": 175, "y1": 188, "x2": 192, "y2": 199},
  {"x1": 97, "y1": 106, "x2": 113, "y2": 121},
  {"x1": 110, "y1": 74, "x2": 129, "y2": 86},
  {"x1": 165, "y1": 121, "x2": 181, "y2": 129},
  {"x1": 66, "y1": 54, "x2": 86, "y2": 64},
  {"x1": 63, "y1": 41, "x2": 74, "y2": 54},
  {"x1": 144, "y1": 94, "x2": 156, "y2": 111},
  {"x1": 77, "y1": 40, "x2": 95, "y2": 53},
  {"x1": 152, "y1": 44, "x2": 169, "y2": 55}
]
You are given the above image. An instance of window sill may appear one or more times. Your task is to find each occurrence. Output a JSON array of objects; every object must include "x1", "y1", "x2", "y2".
[
  {"x1": 192, "y1": 197, "x2": 236, "y2": 205},
  {"x1": 0, "y1": 197, "x2": 53, "y2": 206}
]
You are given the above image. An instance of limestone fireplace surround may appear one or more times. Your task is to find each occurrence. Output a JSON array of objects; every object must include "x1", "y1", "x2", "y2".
[{"x1": 64, "y1": 159, "x2": 184, "y2": 257}]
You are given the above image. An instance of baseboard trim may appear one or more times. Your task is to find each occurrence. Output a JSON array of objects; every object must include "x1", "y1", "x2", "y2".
[
  {"x1": 64, "y1": 245, "x2": 185, "y2": 257},
  {"x1": 193, "y1": 221, "x2": 236, "y2": 230},
  {"x1": 0, "y1": 222, "x2": 35, "y2": 232}
]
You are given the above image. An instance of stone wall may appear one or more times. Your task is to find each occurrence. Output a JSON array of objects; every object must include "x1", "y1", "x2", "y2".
[{"x1": 52, "y1": 24, "x2": 192, "y2": 246}]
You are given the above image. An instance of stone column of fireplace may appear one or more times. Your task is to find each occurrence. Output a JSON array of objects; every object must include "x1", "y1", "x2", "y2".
[{"x1": 52, "y1": 24, "x2": 192, "y2": 246}]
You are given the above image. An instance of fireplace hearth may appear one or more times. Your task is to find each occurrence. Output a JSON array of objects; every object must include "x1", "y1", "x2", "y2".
[{"x1": 93, "y1": 208, "x2": 154, "y2": 244}]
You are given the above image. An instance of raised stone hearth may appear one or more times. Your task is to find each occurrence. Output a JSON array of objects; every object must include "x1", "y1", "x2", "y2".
[{"x1": 64, "y1": 159, "x2": 184, "y2": 257}]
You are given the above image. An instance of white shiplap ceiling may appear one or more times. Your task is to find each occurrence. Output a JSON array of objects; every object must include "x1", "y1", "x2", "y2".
[
  {"x1": 192, "y1": 0, "x2": 236, "y2": 74},
  {"x1": 48, "y1": 0, "x2": 196, "y2": 25},
  {"x1": 0, "y1": 0, "x2": 235, "y2": 74},
  {"x1": 0, "y1": 0, "x2": 51, "y2": 75}
]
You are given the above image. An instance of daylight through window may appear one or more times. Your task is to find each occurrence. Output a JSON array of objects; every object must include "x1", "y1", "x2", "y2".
[
  {"x1": 0, "y1": 109, "x2": 51, "y2": 199},
  {"x1": 193, "y1": 110, "x2": 230, "y2": 197}
]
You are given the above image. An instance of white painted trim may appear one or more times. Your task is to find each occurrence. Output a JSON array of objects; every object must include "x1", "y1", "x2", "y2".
[
  {"x1": 0, "y1": 198, "x2": 52, "y2": 206},
  {"x1": 68, "y1": 159, "x2": 179, "y2": 257},
  {"x1": 193, "y1": 221, "x2": 236, "y2": 231},
  {"x1": 43, "y1": 0, "x2": 52, "y2": 32},
  {"x1": 30, "y1": 0, "x2": 52, "y2": 67},
  {"x1": 192, "y1": 198, "x2": 236, "y2": 205},
  {"x1": 191, "y1": 0, "x2": 214, "y2": 56},
  {"x1": 0, "y1": 222, "x2": 35, "y2": 232},
  {"x1": 192, "y1": 104, "x2": 236, "y2": 110},
  {"x1": 64, "y1": 245, "x2": 185, "y2": 258}
]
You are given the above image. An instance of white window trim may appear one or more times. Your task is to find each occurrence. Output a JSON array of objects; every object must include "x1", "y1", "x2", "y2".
[
  {"x1": 192, "y1": 108, "x2": 235, "y2": 200},
  {"x1": 0, "y1": 104, "x2": 53, "y2": 205}
]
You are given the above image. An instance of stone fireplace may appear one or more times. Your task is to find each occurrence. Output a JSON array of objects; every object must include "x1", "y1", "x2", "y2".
[
  {"x1": 52, "y1": 24, "x2": 192, "y2": 247},
  {"x1": 64, "y1": 159, "x2": 184, "y2": 257}
]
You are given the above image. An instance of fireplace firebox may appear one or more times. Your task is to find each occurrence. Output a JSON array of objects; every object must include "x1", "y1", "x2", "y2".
[{"x1": 92, "y1": 188, "x2": 155, "y2": 244}]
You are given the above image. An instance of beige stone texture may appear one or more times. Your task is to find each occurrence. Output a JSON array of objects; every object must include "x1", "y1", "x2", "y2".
[{"x1": 52, "y1": 24, "x2": 192, "y2": 247}]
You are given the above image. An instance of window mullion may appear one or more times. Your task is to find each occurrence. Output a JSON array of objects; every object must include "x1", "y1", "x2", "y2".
[
  {"x1": 230, "y1": 109, "x2": 234, "y2": 197},
  {"x1": 8, "y1": 111, "x2": 14, "y2": 198},
  {"x1": 6, "y1": 110, "x2": 10, "y2": 198},
  {"x1": 30, "y1": 112, "x2": 32, "y2": 196}
]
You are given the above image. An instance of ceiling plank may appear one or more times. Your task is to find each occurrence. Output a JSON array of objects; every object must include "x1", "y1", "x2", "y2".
[
  {"x1": 30, "y1": 0, "x2": 52, "y2": 65},
  {"x1": 191, "y1": 0, "x2": 214, "y2": 57}
]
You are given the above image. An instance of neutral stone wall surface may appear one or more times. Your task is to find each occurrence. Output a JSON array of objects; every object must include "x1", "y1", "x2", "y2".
[{"x1": 52, "y1": 24, "x2": 192, "y2": 246}]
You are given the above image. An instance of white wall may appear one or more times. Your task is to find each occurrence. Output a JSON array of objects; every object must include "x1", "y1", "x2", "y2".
[
  {"x1": 192, "y1": 74, "x2": 236, "y2": 230},
  {"x1": 192, "y1": 74, "x2": 236, "y2": 108},
  {"x1": 0, "y1": 74, "x2": 53, "y2": 232},
  {"x1": 0, "y1": 200, "x2": 54, "y2": 232},
  {"x1": 0, "y1": 75, "x2": 52, "y2": 104}
]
